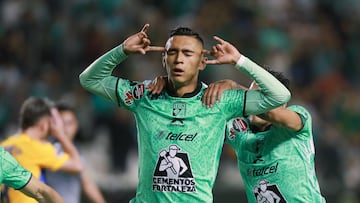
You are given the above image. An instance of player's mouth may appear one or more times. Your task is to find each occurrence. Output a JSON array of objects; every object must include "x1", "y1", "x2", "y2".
[{"x1": 172, "y1": 68, "x2": 184, "y2": 76}]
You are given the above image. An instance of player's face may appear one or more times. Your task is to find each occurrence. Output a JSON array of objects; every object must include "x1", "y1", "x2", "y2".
[
  {"x1": 60, "y1": 110, "x2": 79, "y2": 140},
  {"x1": 163, "y1": 36, "x2": 205, "y2": 87}
]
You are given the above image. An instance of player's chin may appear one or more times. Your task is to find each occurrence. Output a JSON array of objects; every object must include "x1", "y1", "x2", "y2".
[{"x1": 169, "y1": 75, "x2": 187, "y2": 84}]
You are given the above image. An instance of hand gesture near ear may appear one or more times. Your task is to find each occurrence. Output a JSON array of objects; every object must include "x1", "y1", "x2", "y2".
[
  {"x1": 49, "y1": 108, "x2": 67, "y2": 140},
  {"x1": 204, "y1": 36, "x2": 242, "y2": 65},
  {"x1": 123, "y1": 24, "x2": 165, "y2": 55}
]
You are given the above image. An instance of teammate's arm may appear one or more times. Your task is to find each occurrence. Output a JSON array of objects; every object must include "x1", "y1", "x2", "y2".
[
  {"x1": 258, "y1": 108, "x2": 303, "y2": 131},
  {"x1": 204, "y1": 79, "x2": 303, "y2": 131},
  {"x1": 20, "y1": 176, "x2": 65, "y2": 203},
  {"x1": 203, "y1": 79, "x2": 302, "y2": 131},
  {"x1": 204, "y1": 36, "x2": 291, "y2": 115},
  {"x1": 79, "y1": 24, "x2": 165, "y2": 103},
  {"x1": 1, "y1": 148, "x2": 64, "y2": 203}
]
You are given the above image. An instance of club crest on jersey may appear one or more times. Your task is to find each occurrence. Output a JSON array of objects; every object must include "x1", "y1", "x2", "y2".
[
  {"x1": 152, "y1": 145, "x2": 196, "y2": 192},
  {"x1": 172, "y1": 102, "x2": 186, "y2": 117},
  {"x1": 132, "y1": 84, "x2": 144, "y2": 100},
  {"x1": 253, "y1": 179, "x2": 287, "y2": 202}
]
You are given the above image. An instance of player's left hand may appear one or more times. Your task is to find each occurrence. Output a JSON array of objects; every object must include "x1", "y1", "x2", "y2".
[
  {"x1": 204, "y1": 36, "x2": 242, "y2": 65},
  {"x1": 202, "y1": 79, "x2": 248, "y2": 107},
  {"x1": 203, "y1": 79, "x2": 239, "y2": 107}
]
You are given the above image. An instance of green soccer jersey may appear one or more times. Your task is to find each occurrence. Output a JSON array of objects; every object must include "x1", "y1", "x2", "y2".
[
  {"x1": 117, "y1": 79, "x2": 245, "y2": 202},
  {"x1": 79, "y1": 43, "x2": 291, "y2": 202},
  {"x1": 0, "y1": 147, "x2": 32, "y2": 192},
  {"x1": 226, "y1": 105, "x2": 326, "y2": 203}
]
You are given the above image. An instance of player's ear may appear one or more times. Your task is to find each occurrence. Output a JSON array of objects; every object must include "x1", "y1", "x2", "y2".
[
  {"x1": 162, "y1": 53, "x2": 166, "y2": 68},
  {"x1": 199, "y1": 56, "x2": 207, "y2": 71}
]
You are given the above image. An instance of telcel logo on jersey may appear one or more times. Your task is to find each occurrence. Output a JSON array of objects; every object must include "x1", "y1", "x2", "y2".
[
  {"x1": 247, "y1": 162, "x2": 279, "y2": 177},
  {"x1": 166, "y1": 132, "x2": 197, "y2": 141}
]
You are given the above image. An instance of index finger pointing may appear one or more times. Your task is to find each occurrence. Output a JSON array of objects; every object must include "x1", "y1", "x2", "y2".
[
  {"x1": 213, "y1": 36, "x2": 226, "y2": 44},
  {"x1": 148, "y1": 46, "x2": 166, "y2": 52},
  {"x1": 141, "y1": 24, "x2": 150, "y2": 33}
]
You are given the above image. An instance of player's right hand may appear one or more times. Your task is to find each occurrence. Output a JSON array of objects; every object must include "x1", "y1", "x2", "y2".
[
  {"x1": 148, "y1": 75, "x2": 167, "y2": 94},
  {"x1": 123, "y1": 24, "x2": 165, "y2": 55}
]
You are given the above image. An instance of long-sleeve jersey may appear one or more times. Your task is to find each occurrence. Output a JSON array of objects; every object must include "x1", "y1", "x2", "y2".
[
  {"x1": 226, "y1": 105, "x2": 326, "y2": 203},
  {"x1": 79, "y1": 44, "x2": 290, "y2": 202}
]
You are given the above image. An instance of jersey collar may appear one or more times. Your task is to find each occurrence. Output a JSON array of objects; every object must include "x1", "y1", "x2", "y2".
[{"x1": 166, "y1": 81, "x2": 202, "y2": 98}]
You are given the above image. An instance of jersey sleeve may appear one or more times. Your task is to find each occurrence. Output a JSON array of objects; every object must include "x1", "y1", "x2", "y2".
[
  {"x1": 115, "y1": 79, "x2": 151, "y2": 111},
  {"x1": 35, "y1": 143, "x2": 69, "y2": 171},
  {"x1": 79, "y1": 44, "x2": 128, "y2": 104},
  {"x1": 235, "y1": 56, "x2": 291, "y2": 116},
  {"x1": 224, "y1": 117, "x2": 250, "y2": 151},
  {"x1": 286, "y1": 105, "x2": 312, "y2": 139},
  {"x1": 0, "y1": 147, "x2": 32, "y2": 190}
]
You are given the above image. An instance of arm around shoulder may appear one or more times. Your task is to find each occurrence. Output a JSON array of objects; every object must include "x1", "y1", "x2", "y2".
[
  {"x1": 259, "y1": 107, "x2": 303, "y2": 131},
  {"x1": 236, "y1": 56, "x2": 291, "y2": 115}
]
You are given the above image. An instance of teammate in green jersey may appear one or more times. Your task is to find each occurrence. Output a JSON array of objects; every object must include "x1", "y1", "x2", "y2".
[
  {"x1": 0, "y1": 146, "x2": 64, "y2": 203},
  {"x1": 203, "y1": 70, "x2": 326, "y2": 202},
  {"x1": 79, "y1": 24, "x2": 290, "y2": 202}
]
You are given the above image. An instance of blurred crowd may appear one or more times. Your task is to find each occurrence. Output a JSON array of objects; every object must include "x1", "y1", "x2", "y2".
[{"x1": 1, "y1": 0, "x2": 360, "y2": 202}]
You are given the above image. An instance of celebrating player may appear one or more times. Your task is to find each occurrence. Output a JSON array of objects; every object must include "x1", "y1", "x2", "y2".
[{"x1": 79, "y1": 24, "x2": 290, "y2": 202}]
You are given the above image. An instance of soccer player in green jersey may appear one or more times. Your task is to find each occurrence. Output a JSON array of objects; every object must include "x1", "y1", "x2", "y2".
[
  {"x1": 0, "y1": 146, "x2": 64, "y2": 203},
  {"x1": 203, "y1": 70, "x2": 326, "y2": 202},
  {"x1": 79, "y1": 24, "x2": 290, "y2": 202}
]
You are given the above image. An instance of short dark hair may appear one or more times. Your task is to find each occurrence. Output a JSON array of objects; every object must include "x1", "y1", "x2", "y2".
[
  {"x1": 170, "y1": 27, "x2": 204, "y2": 46},
  {"x1": 264, "y1": 66, "x2": 290, "y2": 90},
  {"x1": 55, "y1": 101, "x2": 75, "y2": 113},
  {"x1": 19, "y1": 97, "x2": 54, "y2": 130}
]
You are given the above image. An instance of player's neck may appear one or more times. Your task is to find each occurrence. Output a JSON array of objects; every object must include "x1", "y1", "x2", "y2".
[
  {"x1": 22, "y1": 127, "x2": 47, "y2": 141},
  {"x1": 167, "y1": 81, "x2": 201, "y2": 97}
]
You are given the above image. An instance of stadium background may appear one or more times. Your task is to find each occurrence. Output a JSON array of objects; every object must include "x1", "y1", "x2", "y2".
[{"x1": 0, "y1": 0, "x2": 359, "y2": 202}]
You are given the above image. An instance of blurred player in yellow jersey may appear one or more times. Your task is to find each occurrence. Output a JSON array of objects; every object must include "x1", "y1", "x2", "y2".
[
  {"x1": 46, "y1": 102, "x2": 106, "y2": 203},
  {"x1": 1, "y1": 97, "x2": 83, "y2": 203}
]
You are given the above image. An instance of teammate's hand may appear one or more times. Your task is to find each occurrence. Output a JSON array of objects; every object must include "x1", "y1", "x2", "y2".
[
  {"x1": 148, "y1": 76, "x2": 167, "y2": 94},
  {"x1": 123, "y1": 24, "x2": 165, "y2": 55},
  {"x1": 203, "y1": 79, "x2": 241, "y2": 107},
  {"x1": 204, "y1": 36, "x2": 242, "y2": 65}
]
